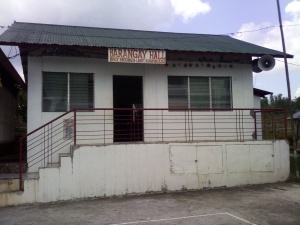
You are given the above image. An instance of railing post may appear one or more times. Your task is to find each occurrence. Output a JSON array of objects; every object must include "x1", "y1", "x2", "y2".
[
  {"x1": 191, "y1": 109, "x2": 193, "y2": 141},
  {"x1": 254, "y1": 111, "x2": 257, "y2": 140},
  {"x1": 104, "y1": 109, "x2": 105, "y2": 145},
  {"x1": 74, "y1": 109, "x2": 77, "y2": 146},
  {"x1": 19, "y1": 137, "x2": 23, "y2": 191},
  {"x1": 241, "y1": 110, "x2": 244, "y2": 141},
  {"x1": 213, "y1": 110, "x2": 216, "y2": 142},
  {"x1": 187, "y1": 109, "x2": 190, "y2": 141},
  {"x1": 272, "y1": 113, "x2": 276, "y2": 139},
  {"x1": 43, "y1": 127, "x2": 45, "y2": 167},
  {"x1": 161, "y1": 109, "x2": 164, "y2": 142},
  {"x1": 284, "y1": 110, "x2": 287, "y2": 139}
]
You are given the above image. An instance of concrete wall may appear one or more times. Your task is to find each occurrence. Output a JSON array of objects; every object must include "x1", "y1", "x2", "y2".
[
  {"x1": 0, "y1": 85, "x2": 16, "y2": 143},
  {"x1": 253, "y1": 95, "x2": 261, "y2": 108},
  {"x1": 1, "y1": 140, "x2": 289, "y2": 206}
]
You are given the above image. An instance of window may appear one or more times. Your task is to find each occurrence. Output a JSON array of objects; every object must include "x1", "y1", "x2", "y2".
[
  {"x1": 42, "y1": 72, "x2": 94, "y2": 112},
  {"x1": 168, "y1": 76, "x2": 231, "y2": 109}
]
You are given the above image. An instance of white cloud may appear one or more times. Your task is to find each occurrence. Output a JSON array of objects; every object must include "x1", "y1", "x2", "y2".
[
  {"x1": 1, "y1": 0, "x2": 211, "y2": 30},
  {"x1": 170, "y1": 0, "x2": 211, "y2": 23},
  {"x1": 1, "y1": 0, "x2": 175, "y2": 30},
  {"x1": 295, "y1": 87, "x2": 300, "y2": 98},
  {"x1": 285, "y1": 0, "x2": 300, "y2": 18},
  {"x1": 236, "y1": 0, "x2": 300, "y2": 97},
  {"x1": 0, "y1": 0, "x2": 212, "y2": 80}
]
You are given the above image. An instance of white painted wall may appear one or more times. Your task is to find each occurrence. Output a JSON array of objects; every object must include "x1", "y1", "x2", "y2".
[
  {"x1": 26, "y1": 56, "x2": 256, "y2": 172},
  {"x1": 254, "y1": 95, "x2": 261, "y2": 108},
  {"x1": 0, "y1": 140, "x2": 289, "y2": 206},
  {"x1": 27, "y1": 56, "x2": 254, "y2": 134}
]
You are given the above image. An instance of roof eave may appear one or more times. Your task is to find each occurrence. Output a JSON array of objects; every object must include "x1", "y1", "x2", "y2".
[
  {"x1": 253, "y1": 88, "x2": 273, "y2": 97},
  {"x1": 0, "y1": 48, "x2": 25, "y2": 89},
  {"x1": 0, "y1": 41, "x2": 293, "y2": 58}
]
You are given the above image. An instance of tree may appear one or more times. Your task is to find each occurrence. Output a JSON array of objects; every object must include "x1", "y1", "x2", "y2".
[
  {"x1": 15, "y1": 89, "x2": 27, "y2": 138},
  {"x1": 261, "y1": 93, "x2": 291, "y2": 110}
]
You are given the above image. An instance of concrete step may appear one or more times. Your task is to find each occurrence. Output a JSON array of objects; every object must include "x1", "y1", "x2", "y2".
[
  {"x1": 59, "y1": 153, "x2": 71, "y2": 157},
  {"x1": 0, "y1": 179, "x2": 19, "y2": 192},
  {"x1": 0, "y1": 172, "x2": 39, "y2": 194},
  {"x1": 47, "y1": 163, "x2": 60, "y2": 168},
  {"x1": 0, "y1": 190, "x2": 23, "y2": 207},
  {"x1": 25, "y1": 173, "x2": 39, "y2": 179},
  {"x1": 45, "y1": 153, "x2": 71, "y2": 169},
  {"x1": 0, "y1": 162, "x2": 27, "y2": 174}
]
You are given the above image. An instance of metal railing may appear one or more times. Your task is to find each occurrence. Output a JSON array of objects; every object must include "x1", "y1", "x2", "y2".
[{"x1": 19, "y1": 108, "x2": 287, "y2": 190}]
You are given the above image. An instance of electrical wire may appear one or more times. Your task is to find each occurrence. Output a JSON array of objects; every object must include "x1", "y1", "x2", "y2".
[
  {"x1": 276, "y1": 59, "x2": 300, "y2": 67},
  {"x1": 232, "y1": 23, "x2": 300, "y2": 35}
]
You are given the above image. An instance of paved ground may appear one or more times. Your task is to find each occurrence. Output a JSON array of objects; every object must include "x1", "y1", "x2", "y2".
[{"x1": 0, "y1": 182, "x2": 299, "y2": 225}]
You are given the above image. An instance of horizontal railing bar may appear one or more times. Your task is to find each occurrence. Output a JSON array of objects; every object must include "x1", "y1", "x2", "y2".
[
  {"x1": 26, "y1": 126, "x2": 67, "y2": 153},
  {"x1": 19, "y1": 107, "x2": 288, "y2": 191},
  {"x1": 24, "y1": 111, "x2": 75, "y2": 139},
  {"x1": 28, "y1": 141, "x2": 74, "y2": 168},
  {"x1": 27, "y1": 136, "x2": 67, "y2": 163}
]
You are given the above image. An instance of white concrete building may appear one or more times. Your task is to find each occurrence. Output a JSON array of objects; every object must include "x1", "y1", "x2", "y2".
[{"x1": 0, "y1": 22, "x2": 293, "y2": 206}]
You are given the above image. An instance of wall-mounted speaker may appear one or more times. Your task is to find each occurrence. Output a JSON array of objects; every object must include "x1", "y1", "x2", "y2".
[
  {"x1": 252, "y1": 59, "x2": 262, "y2": 73},
  {"x1": 258, "y1": 55, "x2": 276, "y2": 71},
  {"x1": 252, "y1": 55, "x2": 275, "y2": 73}
]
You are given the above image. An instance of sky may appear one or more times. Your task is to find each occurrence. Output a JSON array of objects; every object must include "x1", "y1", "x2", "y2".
[{"x1": 0, "y1": 0, "x2": 299, "y2": 98}]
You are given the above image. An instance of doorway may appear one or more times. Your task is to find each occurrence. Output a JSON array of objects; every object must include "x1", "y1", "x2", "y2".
[{"x1": 113, "y1": 76, "x2": 143, "y2": 142}]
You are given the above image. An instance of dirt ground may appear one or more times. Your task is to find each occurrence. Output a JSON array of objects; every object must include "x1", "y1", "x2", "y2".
[{"x1": 0, "y1": 182, "x2": 299, "y2": 225}]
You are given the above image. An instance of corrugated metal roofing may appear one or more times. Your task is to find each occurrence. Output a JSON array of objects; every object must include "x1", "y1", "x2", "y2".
[
  {"x1": 253, "y1": 88, "x2": 272, "y2": 97},
  {"x1": 0, "y1": 22, "x2": 293, "y2": 58}
]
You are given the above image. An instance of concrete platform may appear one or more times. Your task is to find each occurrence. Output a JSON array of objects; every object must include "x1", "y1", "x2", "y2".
[{"x1": 0, "y1": 182, "x2": 299, "y2": 225}]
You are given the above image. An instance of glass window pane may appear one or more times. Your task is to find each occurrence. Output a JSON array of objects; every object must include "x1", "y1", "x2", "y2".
[
  {"x1": 70, "y1": 73, "x2": 94, "y2": 109},
  {"x1": 42, "y1": 72, "x2": 68, "y2": 112},
  {"x1": 211, "y1": 77, "x2": 231, "y2": 108},
  {"x1": 190, "y1": 77, "x2": 210, "y2": 108},
  {"x1": 168, "y1": 76, "x2": 188, "y2": 109}
]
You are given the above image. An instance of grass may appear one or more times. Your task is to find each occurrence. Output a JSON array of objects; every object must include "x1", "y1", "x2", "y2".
[{"x1": 290, "y1": 154, "x2": 300, "y2": 182}]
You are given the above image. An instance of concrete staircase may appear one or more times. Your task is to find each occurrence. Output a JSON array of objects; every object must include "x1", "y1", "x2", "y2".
[
  {"x1": 0, "y1": 152, "x2": 71, "y2": 207},
  {"x1": 0, "y1": 173, "x2": 38, "y2": 207},
  {"x1": 0, "y1": 177, "x2": 19, "y2": 192}
]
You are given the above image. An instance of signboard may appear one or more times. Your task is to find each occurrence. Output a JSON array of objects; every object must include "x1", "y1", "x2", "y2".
[{"x1": 108, "y1": 48, "x2": 166, "y2": 64}]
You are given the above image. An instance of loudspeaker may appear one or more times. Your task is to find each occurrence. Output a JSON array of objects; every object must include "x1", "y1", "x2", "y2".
[
  {"x1": 252, "y1": 55, "x2": 276, "y2": 73},
  {"x1": 258, "y1": 55, "x2": 276, "y2": 71},
  {"x1": 252, "y1": 59, "x2": 262, "y2": 73}
]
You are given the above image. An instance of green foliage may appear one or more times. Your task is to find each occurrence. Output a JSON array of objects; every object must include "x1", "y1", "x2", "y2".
[
  {"x1": 260, "y1": 98, "x2": 269, "y2": 108},
  {"x1": 15, "y1": 90, "x2": 27, "y2": 138},
  {"x1": 260, "y1": 93, "x2": 300, "y2": 114}
]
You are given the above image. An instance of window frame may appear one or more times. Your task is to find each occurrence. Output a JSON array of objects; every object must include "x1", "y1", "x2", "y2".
[
  {"x1": 42, "y1": 71, "x2": 95, "y2": 112},
  {"x1": 168, "y1": 76, "x2": 232, "y2": 110}
]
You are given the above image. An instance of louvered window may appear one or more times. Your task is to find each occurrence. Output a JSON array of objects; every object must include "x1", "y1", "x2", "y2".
[
  {"x1": 211, "y1": 77, "x2": 231, "y2": 108},
  {"x1": 168, "y1": 76, "x2": 188, "y2": 108},
  {"x1": 168, "y1": 76, "x2": 231, "y2": 109},
  {"x1": 43, "y1": 72, "x2": 94, "y2": 112}
]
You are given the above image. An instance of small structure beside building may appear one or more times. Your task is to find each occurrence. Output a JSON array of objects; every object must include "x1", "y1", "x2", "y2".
[
  {"x1": 0, "y1": 22, "x2": 293, "y2": 206},
  {"x1": 253, "y1": 88, "x2": 272, "y2": 108},
  {"x1": 0, "y1": 48, "x2": 25, "y2": 161},
  {"x1": 253, "y1": 88, "x2": 273, "y2": 140}
]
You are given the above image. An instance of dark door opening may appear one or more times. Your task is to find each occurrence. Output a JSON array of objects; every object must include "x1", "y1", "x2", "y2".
[{"x1": 113, "y1": 76, "x2": 143, "y2": 142}]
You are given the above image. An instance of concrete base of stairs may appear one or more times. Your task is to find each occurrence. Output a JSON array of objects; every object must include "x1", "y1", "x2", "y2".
[
  {"x1": 0, "y1": 140, "x2": 291, "y2": 207},
  {"x1": 0, "y1": 173, "x2": 38, "y2": 207}
]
